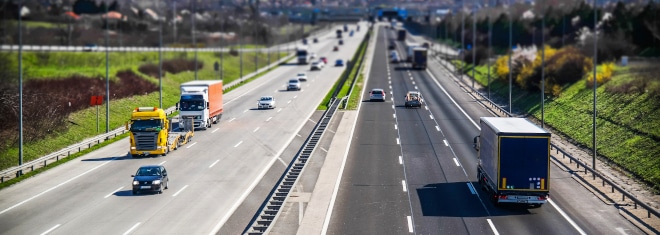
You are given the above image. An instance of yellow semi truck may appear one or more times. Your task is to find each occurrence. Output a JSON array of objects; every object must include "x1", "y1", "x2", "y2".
[{"x1": 126, "y1": 107, "x2": 194, "y2": 157}]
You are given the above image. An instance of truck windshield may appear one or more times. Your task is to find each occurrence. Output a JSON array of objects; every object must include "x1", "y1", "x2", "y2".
[
  {"x1": 179, "y1": 100, "x2": 205, "y2": 111},
  {"x1": 296, "y1": 50, "x2": 308, "y2": 57},
  {"x1": 131, "y1": 119, "x2": 162, "y2": 132}
]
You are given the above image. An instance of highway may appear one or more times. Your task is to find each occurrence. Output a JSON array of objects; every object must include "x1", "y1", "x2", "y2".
[
  {"x1": 0, "y1": 23, "x2": 367, "y2": 235},
  {"x1": 326, "y1": 24, "x2": 644, "y2": 235}
]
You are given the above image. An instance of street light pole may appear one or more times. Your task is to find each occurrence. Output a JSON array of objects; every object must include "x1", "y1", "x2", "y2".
[
  {"x1": 541, "y1": 14, "x2": 545, "y2": 128},
  {"x1": 158, "y1": 0, "x2": 163, "y2": 109},
  {"x1": 105, "y1": 1, "x2": 110, "y2": 133},
  {"x1": 471, "y1": 5, "x2": 476, "y2": 89},
  {"x1": 192, "y1": 0, "x2": 198, "y2": 80},
  {"x1": 18, "y1": 0, "x2": 24, "y2": 175},
  {"x1": 592, "y1": 0, "x2": 599, "y2": 174},
  {"x1": 487, "y1": 15, "x2": 492, "y2": 100},
  {"x1": 508, "y1": 0, "x2": 513, "y2": 114}
]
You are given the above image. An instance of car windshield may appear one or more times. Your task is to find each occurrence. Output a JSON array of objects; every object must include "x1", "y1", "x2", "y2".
[
  {"x1": 372, "y1": 90, "x2": 383, "y2": 95},
  {"x1": 130, "y1": 120, "x2": 162, "y2": 132},
  {"x1": 260, "y1": 97, "x2": 272, "y2": 101},
  {"x1": 297, "y1": 73, "x2": 305, "y2": 77},
  {"x1": 179, "y1": 100, "x2": 205, "y2": 111},
  {"x1": 289, "y1": 79, "x2": 299, "y2": 83},
  {"x1": 136, "y1": 167, "x2": 161, "y2": 176}
]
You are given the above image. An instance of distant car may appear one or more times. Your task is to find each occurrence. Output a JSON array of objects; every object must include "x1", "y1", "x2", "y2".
[
  {"x1": 313, "y1": 38, "x2": 318, "y2": 43},
  {"x1": 335, "y1": 59, "x2": 344, "y2": 67},
  {"x1": 404, "y1": 91, "x2": 423, "y2": 108},
  {"x1": 349, "y1": 31, "x2": 354, "y2": 37},
  {"x1": 333, "y1": 46, "x2": 339, "y2": 51},
  {"x1": 83, "y1": 43, "x2": 98, "y2": 52},
  {"x1": 320, "y1": 57, "x2": 328, "y2": 64},
  {"x1": 257, "y1": 96, "x2": 276, "y2": 109},
  {"x1": 310, "y1": 53, "x2": 317, "y2": 59},
  {"x1": 338, "y1": 39, "x2": 344, "y2": 45},
  {"x1": 287, "y1": 79, "x2": 301, "y2": 91},
  {"x1": 388, "y1": 41, "x2": 396, "y2": 50},
  {"x1": 297, "y1": 73, "x2": 308, "y2": 82},
  {"x1": 391, "y1": 54, "x2": 399, "y2": 63},
  {"x1": 302, "y1": 38, "x2": 308, "y2": 45},
  {"x1": 132, "y1": 165, "x2": 169, "y2": 195},
  {"x1": 369, "y1": 88, "x2": 386, "y2": 102},
  {"x1": 310, "y1": 61, "x2": 323, "y2": 71}
]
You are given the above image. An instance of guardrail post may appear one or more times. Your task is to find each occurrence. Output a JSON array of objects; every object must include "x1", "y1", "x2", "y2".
[
  {"x1": 44, "y1": 160, "x2": 47, "y2": 167},
  {"x1": 1, "y1": 176, "x2": 3, "y2": 183}
]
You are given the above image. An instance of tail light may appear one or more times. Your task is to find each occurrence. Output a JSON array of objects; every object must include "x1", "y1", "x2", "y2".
[
  {"x1": 538, "y1": 195, "x2": 548, "y2": 200},
  {"x1": 498, "y1": 195, "x2": 508, "y2": 200}
]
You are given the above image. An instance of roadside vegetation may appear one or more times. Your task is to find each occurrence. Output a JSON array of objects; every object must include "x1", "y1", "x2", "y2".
[
  {"x1": 454, "y1": 54, "x2": 660, "y2": 192},
  {"x1": 0, "y1": 49, "x2": 287, "y2": 172},
  {"x1": 318, "y1": 29, "x2": 370, "y2": 110}
]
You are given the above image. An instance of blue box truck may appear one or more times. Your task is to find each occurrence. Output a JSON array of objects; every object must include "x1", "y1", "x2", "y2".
[{"x1": 473, "y1": 117, "x2": 551, "y2": 207}]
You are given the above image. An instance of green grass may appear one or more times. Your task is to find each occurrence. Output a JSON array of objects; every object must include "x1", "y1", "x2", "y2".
[
  {"x1": 317, "y1": 30, "x2": 370, "y2": 110},
  {"x1": 347, "y1": 73, "x2": 365, "y2": 110},
  {"x1": 5, "y1": 20, "x2": 62, "y2": 29},
  {"x1": 463, "y1": 62, "x2": 660, "y2": 191},
  {"x1": 0, "y1": 50, "x2": 288, "y2": 173}
]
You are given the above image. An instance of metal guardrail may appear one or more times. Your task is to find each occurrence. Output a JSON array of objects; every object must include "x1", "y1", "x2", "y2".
[
  {"x1": 0, "y1": 44, "x2": 297, "y2": 53},
  {"x1": 427, "y1": 46, "x2": 660, "y2": 221},
  {"x1": 243, "y1": 97, "x2": 341, "y2": 235},
  {"x1": 0, "y1": 107, "x2": 174, "y2": 183}
]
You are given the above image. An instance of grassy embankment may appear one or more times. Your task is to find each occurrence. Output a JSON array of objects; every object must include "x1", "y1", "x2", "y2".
[
  {"x1": 318, "y1": 30, "x2": 370, "y2": 110},
  {"x1": 459, "y1": 61, "x2": 660, "y2": 191},
  {"x1": 0, "y1": 50, "x2": 288, "y2": 174}
]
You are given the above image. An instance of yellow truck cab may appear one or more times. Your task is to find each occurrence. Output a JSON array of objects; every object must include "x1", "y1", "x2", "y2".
[{"x1": 127, "y1": 107, "x2": 193, "y2": 157}]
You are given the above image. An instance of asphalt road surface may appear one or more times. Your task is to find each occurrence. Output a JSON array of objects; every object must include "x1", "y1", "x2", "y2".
[
  {"x1": 0, "y1": 23, "x2": 368, "y2": 235},
  {"x1": 326, "y1": 24, "x2": 643, "y2": 235}
]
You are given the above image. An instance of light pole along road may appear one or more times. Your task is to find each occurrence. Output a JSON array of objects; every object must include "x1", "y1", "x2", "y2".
[
  {"x1": 325, "y1": 24, "x2": 643, "y2": 235},
  {"x1": 0, "y1": 23, "x2": 368, "y2": 235}
]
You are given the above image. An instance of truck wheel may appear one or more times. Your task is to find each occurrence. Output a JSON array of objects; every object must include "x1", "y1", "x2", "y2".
[{"x1": 162, "y1": 148, "x2": 168, "y2": 157}]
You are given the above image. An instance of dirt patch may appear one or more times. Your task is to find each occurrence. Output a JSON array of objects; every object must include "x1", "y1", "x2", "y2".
[{"x1": 138, "y1": 59, "x2": 204, "y2": 77}]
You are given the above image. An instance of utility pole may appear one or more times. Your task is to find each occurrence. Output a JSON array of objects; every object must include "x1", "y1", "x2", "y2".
[
  {"x1": 592, "y1": 0, "x2": 598, "y2": 175},
  {"x1": 192, "y1": 0, "x2": 198, "y2": 80},
  {"x1": 508, "y1": 0, "x2": 513, "y2": 114},
  {"x1": 105, "y1": 0, "x2": 110, "y2": 133},
  {"x1": 487, "y1": 15, "x2": 492, "y2": 100},
  {"x1": 541, "y1": 13, "x2": 545, "y2": 128},
  {"x1": 159, "y1": 0, "x2": 163, "y2": 109},
  {"x1": 471, "y1": 4, "x2": 476, "y2": 89},
  {"x1": 18, "y1": 0, "x2": 24, "y2": 176}
]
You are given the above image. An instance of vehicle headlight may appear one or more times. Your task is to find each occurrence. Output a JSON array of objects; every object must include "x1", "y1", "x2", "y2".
[
  {"x1": 152, "y1": 180, "x2": 161, "y2": 185},
  {"x1": 133, "y1": 180, "x2": 139, "y2": 185}
]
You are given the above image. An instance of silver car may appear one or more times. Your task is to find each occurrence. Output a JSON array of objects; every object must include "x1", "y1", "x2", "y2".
[
  {"x1": 287, "y1": 79, "x2": 301, "y2": 91},
  {"x1": 257, "y1": 96, "x2": 276, "y2": 109},
  {"x1": 369, "y1": 88, "x2": 386, "y2": 102}
]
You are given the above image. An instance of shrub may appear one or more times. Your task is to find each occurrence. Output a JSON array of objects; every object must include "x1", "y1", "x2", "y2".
[
  {"x1": 545, "y1": 46, "x2": 593, "y2": 86},
  {"x1": 586, "y1": 62, "x2": 615, "y2": 87},
  {"x1": 494, "y1": 55, "x2": 510, "y2": 81}
]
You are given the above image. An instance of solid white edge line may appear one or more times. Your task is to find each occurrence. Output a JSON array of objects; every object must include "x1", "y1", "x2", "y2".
[
  {"x1": 453, "y1": 158, "x2": 460, "y2": 167},
  {"x1": 549, "y1": 199, "x2": 587, "y2": 235},
  {"x1": 105, "y1": 186, "x2": 124, "y2": 198},
  {"x1": 186, "y1": 142, "x2": 197, "y2": 149},
  {"x1": 425, "y1": 69, "x2": 479, "y2": 129},
  {"x1": 0, "y1": 158, "x2": 115, "y2": 215},
  {"x1": 487, "y1": 219, "x2": 499, "y2": 235},
  {"x1": 123, "y1": 222, "x2": 141, "y2": 235},
  {"x1": 399, "y1": 156, "x2": 403, "y2": 164},
  {"x1": 402, "y1": 180, "x2": 407, "y2": 192},
  {"x1": 322, "y1": 26, "x2": 375, "y2": 235},
  {"x1": 209, "y1": 160, "x2": 220, "y2": 168},
  {"x1": 172, "y1": 185, "x2": 189, "y2": 197},
  {"x1": 234, "y1": 141, "x2": 243, "y2": 148},
  {"x1": 253, "y1": 127, "x2": 260, "y2": 132},
  {"x1": 407, "y1": 216, "x2": 413, "y2": 233},
  {"x1": 40, "y1": 224, "x2": 61, "y2": 235},
  {"x1": 159, "y1": 161, "x2": 166, "y2": 166},
  {"x1": 467, "y1": 182, "x2": 476, "y2": 194}
]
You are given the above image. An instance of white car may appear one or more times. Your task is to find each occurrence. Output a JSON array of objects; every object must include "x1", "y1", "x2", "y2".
[
  {"x1": 287, "y1": 79, "x2": 301, "y2": 91},
  {"x1": 369, "y1": 88, "x2": 386, "y2": 102},
  {"x1": 310, "y1": 61, "x2": 323, "y2": 71},
  {"x1": 297, "y1": 73, "x2": 308, "y2": 82},
  {"x1": 257, "y1": 96, "x2": 276, "y2": 109}
]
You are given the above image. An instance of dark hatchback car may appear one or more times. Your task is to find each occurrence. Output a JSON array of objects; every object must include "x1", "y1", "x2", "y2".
[{"x1": 132, "y1": 165, "x2": 169, "y2": 195}]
